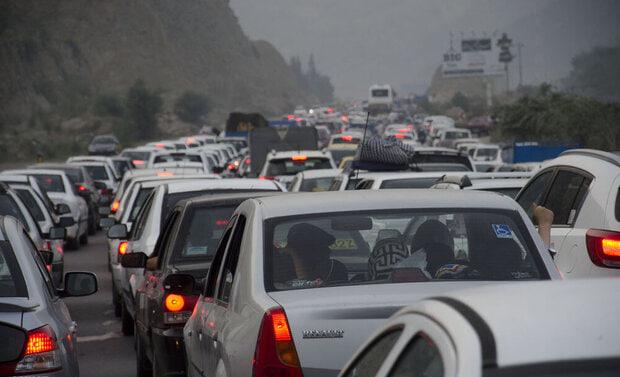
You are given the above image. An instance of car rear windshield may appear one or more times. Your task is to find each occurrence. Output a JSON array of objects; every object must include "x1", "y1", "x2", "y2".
[
  {"x1": 93, "y1": 136, "x2": 117, "y2": 144},
  {"x1": 58, "y1": 168, "x2": 84, "y2": 183},
  {"x1": 300, "y1": 177, "x2": 335, "y2": 192},
  {"x1": 0, "y1": 195, "x2": 30, "y2": 232},
  {"x1": 154, "y1": 154, "x2": 202, "y2": 164},
  {"x1": 0, "y1": 241, "x2": 28, "y2": 297},
  {"x1": 171, "y1": 205, "x2": 238, "y2": 264},
  {"x1": 266, "y1": 158, "x2": 332, "y2": 176},
  {"x1": 380, "y1": 178, "x2": 439, "y2": 189},
  {"x1": 265, "y1": 208, "x2": 546, "y2": 291},
  {"x1": 122, "y1": 151, "x2": 151, "y2": 161},
  {"x1": 84, "y1": 165, "x2": 109, "y2": 180},
  {"x1": 32, "y1": 174, "x2": 65, "y2": 193},
  {"x1": 476, "y1": 148, "x2": 499, "y2": 160}
]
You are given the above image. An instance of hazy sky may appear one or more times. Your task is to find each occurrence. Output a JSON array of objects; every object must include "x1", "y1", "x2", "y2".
[{"x1": 229, "y1": 0, "x2": 620, "y2": 100}]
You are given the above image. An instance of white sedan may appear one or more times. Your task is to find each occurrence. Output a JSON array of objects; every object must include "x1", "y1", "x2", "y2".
[{"x1": 339, "y1": 278, "x2": 620, "y2": 377}]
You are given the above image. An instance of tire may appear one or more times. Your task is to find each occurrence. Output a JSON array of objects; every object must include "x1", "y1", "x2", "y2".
[
  {"x1": 136, "y1": 330, "x2": 153, "y2": 377},
  {"x1": 121, "y1": 301, "x2": 134, "y2": 336},
  {"x1": 79, "y1": 230, "x2": 88, "y2": 245}
]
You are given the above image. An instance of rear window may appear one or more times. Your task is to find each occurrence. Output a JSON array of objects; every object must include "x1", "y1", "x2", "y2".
[
  {"x1": 129, "y1": 188, "x2": 154, "y2": 222},
  {"x1": 154, "y1": 154, "x2": 202, "y2": 164},
  {"x1": 300, "y1": 177, "x2": 335, "y2": 192},
  {"x1": 265, "y1": 209, "x2": 546, "y2": 291},
  {"x1": 380, "y1": 178, "x2": 439, "y2": 189},
  {"x1": 15, "y1": 190, "x2": 45, "y2": 222},
  {"x1": 33, "y1": 174, "x2": 65, "y2": 193},
  {"x1": 266, "y1": 158, "x2": 332, "y2": 176},
  {"x1": 476, "y1": 148, "x2": 499, "y2": 160},
  {"x1": 0, "y1": 241, "x2": 28, "y2": 297},
  {"x1": 0, "y1": 195, "x2": 30, "y2": 232},
  {"x1": 122, "y1": 151, "x2": 150, "y2": 161},
  {"x1": 93, "y1": 136, "x2": 117, "y2": 144},
  {"x1": 84, "y1": 165, "x2": 109, "y2": 180},
  {"x1": 171, "y1": 205, "x2": 238, "y2": 263},
  {"x1": 60, "y1": 168, "x2": 84, "y2": 183}
]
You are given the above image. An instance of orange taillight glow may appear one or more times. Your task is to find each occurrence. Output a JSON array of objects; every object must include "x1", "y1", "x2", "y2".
[
  {"x1": 111, "y1": 201, "x2": 120, "y2": 212},
  {"x1": 157, "y1": 172, "x2": 174, "y2": 177},
  {"x1": 271, "y1": 312, "x2": 292, "y2": 342},
  {"x1": 165, "y1": 294, "x2": 185, "y2": 312},
  {"x1": 78, "y1": 185, "x2": 86, "y2": 191},
  {"x1": 602, "y1": 239, "x2": 620, "y2": 257},
  {"x1": 291, "y1": 156, "x2": 307, "y2": 161},
  {"x1": 287, "y1": 115, "x2": 295, "y2": 120},
  {"x1": 155, "y1": 144, "x2": 165, "y2": 148},
  {"x1": 342, "y1": 116, "x2": 348, "y2": 122},
  {"x1": 132, "y1": 160, "x2": 145, "y2": 165},
  {"x1": 398, "y1": 129, "x2": 408, "y2": 133},
  {"x1": 395, "y1": 134, "x2": 405, "y2": 139},
  {"x1": 26, "y1": 327, "x2": 56, "y2": 355},
  {"x1": 342, "y1": 135, "x2": 353, "y2": 141},
  {"x1": 118, "y1": 241, "x2": 128, "y2": 255}
]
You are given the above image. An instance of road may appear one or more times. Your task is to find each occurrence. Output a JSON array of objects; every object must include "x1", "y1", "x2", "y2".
[{"x1": 63, "y1": 231, "x2": 136, "y2": 377}]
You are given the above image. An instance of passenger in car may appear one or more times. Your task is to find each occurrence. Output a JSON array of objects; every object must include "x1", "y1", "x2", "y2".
[
  {"x1": 409, "y1": 220, "x2": 457, "y2": 276},
  {"x1": 282, "y1": 223, "x2": 348, "y2": 286}
]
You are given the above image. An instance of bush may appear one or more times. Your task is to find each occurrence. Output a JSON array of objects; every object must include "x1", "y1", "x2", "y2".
[
  {"x1": 125, "y1": 79, "x2": 162, "y2": 140},
  {"x1": 93, "y1": 93, "x2": 125, "y2": 117},
  {"x1": 174, "y1": 91, "x2": 210, "y2": 124}
]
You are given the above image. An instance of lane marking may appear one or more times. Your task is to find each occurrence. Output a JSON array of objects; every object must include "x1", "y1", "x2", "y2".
[{"x1": 77, "y1": 331, "x2": 123, "y2": 343}]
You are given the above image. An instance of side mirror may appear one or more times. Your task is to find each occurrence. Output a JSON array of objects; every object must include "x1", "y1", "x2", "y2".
[
  {"x1": 60, "y1": 272, "x2": 98, "y2": 297},
  {"x1": 48, "y1": 227, "x2": 66, "y2": 240},
  {"x1": 99, "y1": 217, "x2": 116, "y2": 228},
  {"x1": 121, "y1": 252, "x2": 147, "y2": 268},
  {"x1": 55, "y1": 203, "x2": 71, "y2": 215},
  {"x1": 0, "y1": 322, "x2": 28, "y2": 365},
  {"x1": 94, "y1": 181, "x2": 107, "y2": 190},
  {"x1": 107, "y1": 224, "x2": 127, "y2": 239},
  {"x1": 163, "y1": 273, "x2": 195, "y2": 295},
  {"x1": 39, "y1": 250, "x2": 54, "y2": 265},
  {"x1": 59, "y1": 216, "x2": 74, "y2": 228},
  {"x1": 99, "y1": 206, "x2": 111, "y2": 216},
  {"x1": 99, "y1": 195, "x2": 111, "y2": 206}
]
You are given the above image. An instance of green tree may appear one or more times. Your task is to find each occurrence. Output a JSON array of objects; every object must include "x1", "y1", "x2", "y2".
[
  {"x1": 450, "y1": 91, "x2": 470, "y2": 112},
  {"x1": 93, "y1": 93, "x2": 124, "y2": 117},
  {"x1": 125, "y1": 79, "x2": 162, "y2": 140},
  {"x1": 174, "y1": 91, "x2": 210, "y2": 124}
]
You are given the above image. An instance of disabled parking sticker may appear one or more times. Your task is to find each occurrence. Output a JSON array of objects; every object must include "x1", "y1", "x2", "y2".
[{"x1": 492, "y1": 224, "x2": 513, "y2": 239}]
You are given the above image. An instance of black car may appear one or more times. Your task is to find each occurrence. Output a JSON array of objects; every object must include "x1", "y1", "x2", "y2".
[
  {"x1": 121, "y1": 192, "x2": 280, "y2": 377},
  {"x1": 88, "y1": 134, "x2": 120, "y2": 155}
]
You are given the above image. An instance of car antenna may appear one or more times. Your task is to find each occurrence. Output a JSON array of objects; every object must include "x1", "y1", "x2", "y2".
[{"x1": 355, "y1": 111, "x2": 370, "y2": 182}]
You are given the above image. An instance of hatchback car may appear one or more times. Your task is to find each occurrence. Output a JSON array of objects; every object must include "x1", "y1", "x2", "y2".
[
  {"x1": 183, "y1": 190, "x2": 560, "y2": 377},
  {"x1": 0, "y1": 215, "x2": 98, "y2": 376},
  {"x1": 515, "y1": 149, "x2": 620, "y2": 278},
  {"x1": 339, "y1": 279, "x2": 620, "y2": 377},
  {"x1": 288, "y1": 168, "x2": 342, "y2": 192},
  {"x1": 259, "y1": 150, "x2": 336, "y2": 187},
  {"x1": 87, "y1": 134, "x2": 120, "y2": 155}
]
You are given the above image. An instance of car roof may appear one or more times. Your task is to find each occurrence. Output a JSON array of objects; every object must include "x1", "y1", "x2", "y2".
[
  {"x1": 251, "y1": 189, "x2": 519, "y2": 219},
  {"x1": 267, "y1": 150, "x2": 331, "y2": 158},
  {"x1": 177, "y1": 191, "x2": 282, "y2": 209},
  {"x1": 165, "y1": 178, "x2": 281, "y2": 194},
  {"x1": 419, "y1": 279, "x2": 620, "y2": 367},
  {"x1": 4, "y1": 168, "x2": 69, "y2": 178},
  {"x1": 554, "y1": 148, "x2": 620, "y2": 170}
]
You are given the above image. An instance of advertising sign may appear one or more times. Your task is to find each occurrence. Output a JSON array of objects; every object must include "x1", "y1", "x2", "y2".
[{"x1": 442, "y1": 35, "x2": 505, "y2": 77}]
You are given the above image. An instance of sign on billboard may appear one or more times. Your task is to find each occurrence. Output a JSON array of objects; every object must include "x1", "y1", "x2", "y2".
[{"x1": 442, "y1": 36, "x2": 505, "y2": 77}]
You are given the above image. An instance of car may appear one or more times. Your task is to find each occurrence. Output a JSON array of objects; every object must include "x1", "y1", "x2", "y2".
[
  {"x1": 258, "y1": 150, "x2": 336, "y2": 187},
  {"x1": 339, "y1": 278, "x2": 620, "y2": 377},
  {"x1": 67, "y1": 155, "x2": 133, "y2": 181},
  {"x1": 354, "y1": 172, "x2": 452, "y2": 190},
  {"x1": 0, "y1": 215, "x2": 98, "y2": 376},
  {"x1": 383, "y1": 124, "x2": 418, "y2": 141},
  {"x1": 107, "y1": 178, "x2": 283, "y2": 336},
  {"x1": 288, "y1": 168, "x2": 342, "y2": 192},
  {"x1": 431, "y1": 172, "x2": 533, "y2": 199},
  {"x1": 3, "y1": 169, "x2": 89, "y2": 250},
  {"x1": 217, "y1": 136, "x2": 249, "y2": 155},
  {"x1": 328, "y1": 132, "x2": 365, "y2": 147},
  {"x1": 466, "y1": 115, "x2": 494, "y2": 136},
  {"x1": 120, "y1": 147, "x2": 165, "y2": 169},
  {"x1": 433, "y1": 127, "x2": 472, "y2": 149},
  {"x1": 123, "y1": 192, "x2": 280, "y2": 377},
  {"x1": 515, "y1": 149, "x2": 620, "y2": 278},
  {"x1": 69, "y1": 160, "x2": 119, "y2": 195},
  {"x1": 88, "y1": 134, "x2": 120, "y2": 155},
  {"x1": 183, "y1": 190, "x2": 560, "y2": 377},
  {"x1": 146, "y1": 151, "x2": 214, "y2": 173},
  {"x1": 326, "y1": 144, "x2": 359, "y2": 167},
  {"x1": 469, "y1": 144, "x2": 504, "y2": 172}
]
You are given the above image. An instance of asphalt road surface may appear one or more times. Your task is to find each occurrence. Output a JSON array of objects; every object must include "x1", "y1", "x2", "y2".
[{"x1": 63, "y1": 231, "x2": 136, "y2": 377}]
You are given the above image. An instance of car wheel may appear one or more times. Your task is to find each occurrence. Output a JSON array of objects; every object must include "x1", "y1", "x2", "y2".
[
  {"x1": 66, "y1": 237, "x2": 79, "y2": 251},
  {"x1": 79, "y1": 231, "x2": 88, "y2": 245},
  {"x1": 136, "y1": 331, "x2": 153, "y2": 377},
  {"x1": 121, "y1": 301, "x2": 134, "y2": 336}
]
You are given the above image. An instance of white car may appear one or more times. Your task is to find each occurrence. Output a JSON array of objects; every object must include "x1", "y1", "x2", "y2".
[
  {"x1": 515, "y1": 149, "x2": 620, "y2": 278},
  {"x1": 107, "y1": 178, "x2": 283, "y2": 335},
  {"x1": 183, "y1": 190, "x2": 561, "y2": 377},
  {"x1": 339, "y1": 279, "x2": 620, "y2": 377},
  {"x1": 469, "y1": 144, "x2": 504, "y2": 172},
  {"x1": 431, "y1": 172, "x2": 533, "y2": 198},
  {"x1": 355, "y1": 172, "x2": 450, "y2": 190},
  {"x1": 288, "y1": 168, "x2": 342, "y2": 192},
  {"x1": 120, "y1": 146, "x2": 165, "y2": 169},
  {"x1": 259, "y1": 150, "x2": 337, "y2": 187},
  {"x1": 3, "y1": 169, "x2": 89, "y2": 250},
  {"x1": 68, "y1": 160, "x2": 119, "y2": 194},
  {"x1": 434, "y1": 127, "x2": 472, "y2": 149}
]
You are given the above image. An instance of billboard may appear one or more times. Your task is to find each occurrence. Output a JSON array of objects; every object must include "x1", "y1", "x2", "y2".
[{"x1": 442, "y1": 36, "x2": 505, "y2": 77}]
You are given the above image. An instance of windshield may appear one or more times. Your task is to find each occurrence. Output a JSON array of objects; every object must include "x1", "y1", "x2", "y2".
[
  {"x1": 266, "y1": 157, "x2": 332, "y2": 176},
  {"x1": 266, "y1": 208, "x2": 546, "y2": 291},
  {"x1": 380, "y1": 178, "x2": 440, "y2": 189},
  {"x1": 85, "y1": 165, "x2": 109, "y2": 180}
]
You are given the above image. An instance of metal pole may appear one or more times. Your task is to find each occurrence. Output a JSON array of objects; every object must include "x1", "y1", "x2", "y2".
[
  {"x1": 517, "y1": 42, "x2": 523, "y2": 88},
  {"x1": 505, "y1": 63, "x2": 509, "y2": 92}
]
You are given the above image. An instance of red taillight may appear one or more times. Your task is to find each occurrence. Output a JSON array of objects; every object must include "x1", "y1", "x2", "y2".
[
  {"x1": 14, "y1": 325, "x2": 61, "y2": 374},
  {"x1": 163, "y1": 294, "x2": 197, "y2": 325},
  {"x1": 43, "y1": 241, "x2": 52, "y2": 252},
  {"x1": 291, "y1": 156, "x2": 307, "y2": 161},
  {"x1": 78, "y1": 185, "x2": 86, "y2": 191},
  {"x1": 228, "y1": 164, "x2": 235, "y2": 170},
  {"x1": 407, "y1": 124, "x2": 412, "y2": 129},
  {"x1": 246, "y1": 158, "x2": 251, "y2": 164},
  {"x1": 398, "y1": 128, "x2": 408, "y2": 133},
  {"x1": 132, "y1": 160, "x2": 145, "y2": 166},
  {"x1": 155, "y1": 144, "x2": 165, "y2": 148},
  {"x1": 26, "y1": 326, "x2": 57, "y2": 355},
  {"x1": 216, "y1": 220, "x2": 228, "y2": 226},
  {"x1": 296, "y1": 118, "x2": 302, "y2": 122},
  {"x1": 327, "y1": 108, "x2": 333, "y2": 114},
  {"x1": 118, "y1": 241, "x2": 128, "y2": 256},
  {"x1": 111, "y1": 201, "x2": 120, "y2": 212},
  {"x1": 165, "y1": 294, "x2": 185, "y2": 312},
  {"x1": 342, "y1": 135, "x2": 353, "y2": 141},
  {"x1": 253, "y1": 308, "x2": 302, "y2": 377},
  {"x1": 259, "y1": 176, "x2": 275, "y2": 180},
  {"x1": 157, "y1": 172, "x2": 174, "y2": 177},
  {"x1": 287, "y1": 115, "x2": 295, "y2": 120},
  {"x1": 101, "y1": 188, "x2": 109, "y2": 195},
  {"x1": 395, "y1": 134, "x2": 405, "y2": 139},
  {"x1": 586, "y1": 229, "x2": 620, "y2": 268},
  {"x1": 342, "y1": 116, "x2": 348, "y2": 122}
]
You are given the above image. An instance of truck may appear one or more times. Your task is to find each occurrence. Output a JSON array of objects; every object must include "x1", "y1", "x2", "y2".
[
  {"x1": 368, "y1": 84, "x2": 394, "y2": 114},
  {"x1": 501, "y1": 141, "x2": 582, "y2": 164}
]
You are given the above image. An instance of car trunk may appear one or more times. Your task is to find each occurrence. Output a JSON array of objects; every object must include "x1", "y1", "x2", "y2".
[{"x1": 268, "y1": 281, "x2": 489, "y2": 377}]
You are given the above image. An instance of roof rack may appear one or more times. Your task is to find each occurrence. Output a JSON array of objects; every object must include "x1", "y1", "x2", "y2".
[{"x1": 559, "y1": 149, "x2": 620, "y2": 168}]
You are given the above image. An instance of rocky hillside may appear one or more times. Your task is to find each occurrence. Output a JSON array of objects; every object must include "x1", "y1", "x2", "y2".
[{"x1": 0, "y1": 0, "x2": 312, "y2": 127}]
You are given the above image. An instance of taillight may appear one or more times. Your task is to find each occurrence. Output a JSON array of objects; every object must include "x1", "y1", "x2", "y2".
[
  {"x1": 78, "y1": 185, "x2": 86, "y2": 191},
  {"x1": 111, "y1": 201, "x2": 120, "y2": 212},
  {"x1": 163, "y1": 294, "x2": 197, "y2": 325},
  {"x1": 342, "y1": 135, "x2": 353, "y2": 141},
  {"x1": 228, "y1": 164, "x2": 235, "y2": 170},
  {"x1": 132, "y1": 160, "x2": 145, "y2": 166},
  {"x1": 252, "y1": 308, "x2": 302, "y2": 377},
  {"x1": 586, "y1": 229, "x2": 620, "y2": 268},
  {"x1": 291, "y1": 156, "x2": 307, "y2": 161},
  {"x1": 118, "y1": 241, "x2": 128, "y2": 256},
  {"x1": 15, "y1": 325, "x2": 61, "y2": 374},
  {"x1": 394, "y1": 134, "x2": 405, "y2": 139},
  {"x1": 259, "y1": 176, "x2": 275, "y2": 180},
  {"x1": 43, "y1": 241, "x2": 52, "y2": 252},
  {"x1": 157, "y1": 172, "x2": 174, "y2": 177}
]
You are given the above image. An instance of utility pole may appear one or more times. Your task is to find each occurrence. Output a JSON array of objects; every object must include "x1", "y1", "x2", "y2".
[
  {"x1": 497, "y1": 33, "x2": 513, "y2": 93},
  {"x1": 516, "y1": 42, "x2": 524, "y2": 88}
]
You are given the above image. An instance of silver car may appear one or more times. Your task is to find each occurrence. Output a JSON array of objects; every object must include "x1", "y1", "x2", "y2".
[
  {"x1": 0, "y1": 215, "x2": 97, "y2": 376},
  {"x1": 183, "y1": 190, "x2": 561, "y2": 377}
]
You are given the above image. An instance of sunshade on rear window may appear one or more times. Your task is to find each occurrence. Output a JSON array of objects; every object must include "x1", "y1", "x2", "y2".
[{"x1": 265, "y1": 208, "x2": 548, "y2": 291}]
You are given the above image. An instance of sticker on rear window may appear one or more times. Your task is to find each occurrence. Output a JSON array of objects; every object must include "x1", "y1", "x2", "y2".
[{"x1": 492, "y1": 224, "x2": 513, "y2": 239}]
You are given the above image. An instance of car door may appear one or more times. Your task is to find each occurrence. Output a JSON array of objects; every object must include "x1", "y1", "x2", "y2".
[{"x1": 203, "y1": 215, "x2": 247, "y2": 376}]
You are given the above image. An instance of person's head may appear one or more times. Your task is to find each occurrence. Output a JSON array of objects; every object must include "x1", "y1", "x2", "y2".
[
  {"x1": 286, "y1": 223, "x2": 335, "y2": 261},
  {"x1": 410, "y1": 219, "x2": 454, "y2": 253}
]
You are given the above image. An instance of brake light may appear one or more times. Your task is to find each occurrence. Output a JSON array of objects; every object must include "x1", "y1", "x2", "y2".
[
  {"x1": 133, "y1": 160, "x2": 145, "y2": 166},
  {"x1": 228, "y1": 164, "x2": 235, "y2": 170},
  {"x1": 78, "y1": 185, "x2": 86, "y2": 191},
  {"x1": 15, "y1": 325, "x2": 61, "y2": 374},
  {"x1": 157, "y1": 172, "x2": 174, "y2": 177},
  {"x1": 407, "y1": 124, "x2": 412, "y2": 130},
  {"x1": 287, "y1": 115, "x2": 295, "y2": 120},
  {"x1": 163, "y1": 294, "x2": 197, "y2": 325},
  {"x1": 118, "y1": 241, "x2": 128, "y2": 256},
  {"x1": 155, "y1": 144, "x2": 165, "y2": 148},
  {"x1": 111, "y1": 201, "x2": 120, "y2": 212},
  {"x1": 43, "y1": 241, "x2": 52, "y2": 252},
  {"x1": 246, "y1": 158, "x2": 251, "y2": 164},
  {"x1": 259, "y1": 176, "x2": 274, "y2": 180},
  {"x1": 586, "y1": 229, "x2": 620, "y2": 268},
  {"x1": 395, "y1": 134, "x2": 405, "y2": 139},
  {"x1": 165, "y1": 294, "x2": 185, "y2": 312},
  {"x1": 327, "y1": 108, "x2": 333, "y2": 114},
  {"x1": 342, "y1": 116, "x2": 348, "y2": 122},
  {"x1": 253, "y1": 308, "x2": 302, "y2": 377},
  {"x1": 291, "y1": 155, "x2": 307, "y2": 161},
  {"x1": 216, "y1": 220, "x2": 228, "y2": 226},
  {"x1": 342, "y1": 135, "x2": 353, "y2": 141},
  {"x1": 296, "y1": 118, "x2": 302, "y2": 122},
  {"x1": 398, "y1": 128, "x2": 408, "y2": 133}
]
